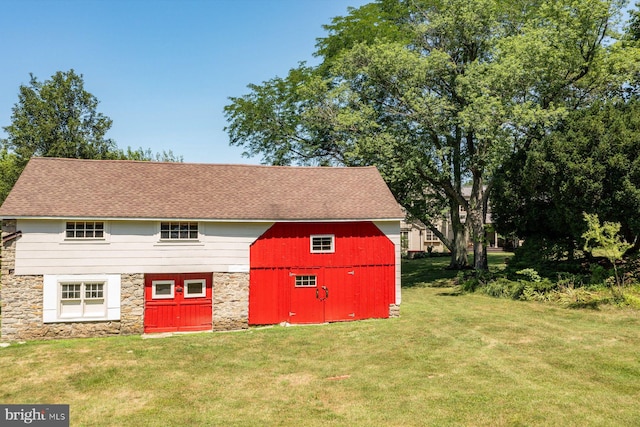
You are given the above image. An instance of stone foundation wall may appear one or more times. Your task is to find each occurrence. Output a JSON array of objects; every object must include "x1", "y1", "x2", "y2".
[
  {"x1": 119, "y1": 274, "x2": 145, "y2": 335},
  {"x1": 389, "y1": 303, "x2": 400, "y2": 318},
  {"x1": 1, "y1": 272, "x2": 145, "y2": 341},
  {"x1": 212, "y1": 272, "x2": 249, "y2": 331},
  {"x1": 1, "y1": 219, "x2": 145, "y2": 341}
]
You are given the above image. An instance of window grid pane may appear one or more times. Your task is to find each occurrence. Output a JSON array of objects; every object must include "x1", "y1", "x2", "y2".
[
  {"x1": 61, "y1": 284, "x2": 81, "y2": 299},
  {"x1": 66, "y1": 221, "x2": 105, "y2": 239},
  {"x1": 311, "y1": 235, "x2": 334, "y2": 252},
  {"x1": 295, "y1": 275, "x2": 317, "y2": 287},
  {"x1": 85, "y1": 283, "x2": 104, "y2": 299},
  {"x1": 160, "y1": 222, "x2": 199, "y2": 240}
]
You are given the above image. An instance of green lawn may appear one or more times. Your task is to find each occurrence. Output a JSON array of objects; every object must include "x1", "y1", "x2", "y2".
[{"x1": 1, "y1": 255, "x2": 639, "y2": 426}]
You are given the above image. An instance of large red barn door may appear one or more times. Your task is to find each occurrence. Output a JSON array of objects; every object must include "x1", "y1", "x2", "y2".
[
  {"x1": 144, "y1": 273, "x2": 212, "y2": 333},
  {"x1": 289, "y1": 267, "x2": 355, "y2": 323}
]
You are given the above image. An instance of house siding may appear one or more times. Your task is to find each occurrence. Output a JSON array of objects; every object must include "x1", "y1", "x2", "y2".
[
  {"x1": 13, "y1": 219, "x2": 272, "y2": 275},
  {"x1": 374, "y1": 221, "x2": 402, "y2": 306}
]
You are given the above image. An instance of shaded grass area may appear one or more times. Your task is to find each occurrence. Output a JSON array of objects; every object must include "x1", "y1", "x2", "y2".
[
  {"x1": 2, "y1": 272, "x2": 640, "y2": 425},
  {"x1": 402, "y1": 251, "x2": 513, "y2": 288}
]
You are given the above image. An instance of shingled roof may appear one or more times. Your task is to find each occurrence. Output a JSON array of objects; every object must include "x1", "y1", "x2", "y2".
[{"x1": 0, "y1": 158, "x2": 403, "y2": 221}]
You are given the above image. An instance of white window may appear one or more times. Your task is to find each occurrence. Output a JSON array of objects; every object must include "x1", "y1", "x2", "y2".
[
  {"x1": 152, "y1": 280, "x2": 175, "y2": 299},
  {"x1": 65, "y1": 221, "x2": 105, "y2": 239},
  {"x1": 295, "y1": 275, "x2": 317, "y2": 287},
  {"x1": 59, "y1": 282, "x2": 106, "y2": 318},
  {"x1": 43, "y1": 275, "x2": 121, "y2": 323},
  {"x1": 184, "y1": 279, "x2": 206, "y2": 298},
  {"x1": 310, "y1": 235, "x2": 335, "y2": 253},
  {"x1": 160, "y1": 221, "x2": 199, "y2": 240}
]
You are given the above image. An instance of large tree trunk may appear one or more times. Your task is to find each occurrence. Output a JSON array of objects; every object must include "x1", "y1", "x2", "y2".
[
  {"x1": 448, "y1": 199, "x2": 469, "y2": 269},
  {"x1": 468, "y1": 173, "x2": 488, "y2": 271}
]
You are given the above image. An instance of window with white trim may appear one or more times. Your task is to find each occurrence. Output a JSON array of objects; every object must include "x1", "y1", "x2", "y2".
[
  {"x1": 152, "y1": 280, "x2": 175, "y2": 299},
  {"x1": 184, "y1": 279, "x2": 206, "y2": 298},
  {"x1": 43, "y1": 274, "x2": 120, "y2": 323},
  {"x1": 160, "y1": 221, "x2": 199, "y2": 240},
  {"x1": 295, "y1": 275, "x2": 317, "y2": 287},
  {"x1": 59, "y1": 281, "x2": 106, "y2": 319},
  {"x1": 65, "y1": 221, "x2": 105, "y2": 239},
  {"x1": 310, "y1": 234, "x2": 335, "y2": 253}
]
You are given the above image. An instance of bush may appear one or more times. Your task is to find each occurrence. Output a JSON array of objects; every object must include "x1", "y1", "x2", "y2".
[{"x1": 482, "y1": 278, "x2": 527, "y2": 299}]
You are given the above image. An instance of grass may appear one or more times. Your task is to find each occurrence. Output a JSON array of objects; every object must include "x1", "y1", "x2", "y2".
[{"x1": 1, "y1": 253, "x2": 639, "y2": 426}]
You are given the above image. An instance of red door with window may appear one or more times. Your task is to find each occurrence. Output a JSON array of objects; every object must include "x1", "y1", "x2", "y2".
[
  {"x1": 289, "y1": 267, "x2": 356, "y2": 324},
  {"x1": 144, "y1": 273, "x2": 212, "y2": 333}
]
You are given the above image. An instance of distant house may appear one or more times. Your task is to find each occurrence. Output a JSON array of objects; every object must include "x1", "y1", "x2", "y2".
[
  {"x1": 401, "y1": 187, "x2": 502, "y2": 256},
  {"x1": 0, "y1": 158, "x2": 403, "y2": 341}
]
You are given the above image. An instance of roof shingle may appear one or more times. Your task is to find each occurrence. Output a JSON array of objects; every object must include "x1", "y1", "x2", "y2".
[{"x1": 0, "y1": 158, "x2": 403, "y2": 221}]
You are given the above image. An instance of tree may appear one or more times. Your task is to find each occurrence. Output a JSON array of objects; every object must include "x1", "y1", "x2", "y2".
[
  {"x1": 491, "y1": 99, "x2": 640, "y2": 259},
  {"x1": 0, "y1": 148, "x2": 20, "y2": 203},
  {"x1": 2, "y1": 70, "x2": 117, "y2": 165},
  {"x1": 225, "y1": 0, "x2": 632, "y2": 270},
  {"x1": 582, "y1": 213, "x2": 632, "y2": 292},
  {"x1": 1, "y1": 69, "x2": 183, "y2": 204}
]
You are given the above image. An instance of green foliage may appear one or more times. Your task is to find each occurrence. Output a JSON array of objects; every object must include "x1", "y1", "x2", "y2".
[
  {"x1": 225, "y1": 0, "x2": 632, "y2": 271},
  {"x1": 2, "y1": 70, "x2": 116, "y2": 164},
  {"x1": 0, "y1": 148, "x2": 20, "y2": 203},
  {"x1": 482, "y1": 278, "x2": 527, "y2": 299},
  {"x1": 492, "y1": 99, "x2": 640, "y2": 250},
  {"x1": 0, "y1": 70, "x2": 182, "y2": 204},
  {"x1": 516, "y1": 268, "x2": 542, "y2": 283},
  {"x1": 582, "y1": 212, "x2": 632, "y2": 290}
]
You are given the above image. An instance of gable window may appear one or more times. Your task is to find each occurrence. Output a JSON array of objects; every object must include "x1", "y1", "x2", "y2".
[
  {"x1": 160, "y1": 222, "x2": 199, "y2": 240},
  {"x1": 66, "y1": 221, "x2": 104, "y2": 239},
  {"x1": 310, "y1": 234, "x2": 335, "y2": 253},
  {"x1": 59, "y1": 281, "x2": 106, "y2": 319}
]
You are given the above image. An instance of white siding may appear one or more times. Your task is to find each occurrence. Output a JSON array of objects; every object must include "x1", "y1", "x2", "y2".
[
  {"x1": 374, "y1": 220, "x2": 402, "y2": 305},
  {"x1": 14, "y1": 219, "x2": 272, "y2": 275}
]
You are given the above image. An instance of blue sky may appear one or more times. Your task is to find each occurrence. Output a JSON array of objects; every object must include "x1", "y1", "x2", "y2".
[{"x1": 0, "y1": 0, "x2": 367, "y2": 164}]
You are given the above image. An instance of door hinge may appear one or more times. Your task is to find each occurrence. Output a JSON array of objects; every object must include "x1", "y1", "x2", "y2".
[
  {"x1": 289, "y1": 312, "x2": 296, "y2": 316},
  {"x1": 349, "y1": 313, "x2": 355, "y2": 317},
  {"x1": 347, "y1": 270, "x2": 355, "y2": 275},
  {"x1": 289, "y1": 272, "x2": 296, "y2": 277}
]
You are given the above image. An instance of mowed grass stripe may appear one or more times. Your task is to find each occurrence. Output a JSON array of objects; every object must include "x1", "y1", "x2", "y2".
[{"x1": 1, "y1": 257, "x2": 639, "y2": 426}]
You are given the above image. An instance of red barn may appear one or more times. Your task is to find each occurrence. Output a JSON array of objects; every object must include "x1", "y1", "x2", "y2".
[
  {"x1": 0, "y1": 158, "x2": 403, "y2": 340},
  {"x1": 250, "y1": 221, "x2": 396, "y2": 324}
]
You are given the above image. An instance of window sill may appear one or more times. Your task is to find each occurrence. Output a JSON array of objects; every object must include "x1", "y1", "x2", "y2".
[
  {"x1": 46, "y1": 316, "x2": 110, "y2": 323},
  {"x1": 61, "y1": 239, "x2": 109, "y2": 244},
  {"x1": 154, "y1": 240, "x2": 204, "y2": 247}
]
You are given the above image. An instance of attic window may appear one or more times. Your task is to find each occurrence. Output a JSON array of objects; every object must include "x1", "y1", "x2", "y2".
[
  {"x1": 311, "y1": 235, "x2": 335, "y2": 253},
  {"x1": 66, "y1": 221, "x2": 104, "y2": 239},
  {"x1": 160, "y1": 222, "x2": 199, "y2": 240}
]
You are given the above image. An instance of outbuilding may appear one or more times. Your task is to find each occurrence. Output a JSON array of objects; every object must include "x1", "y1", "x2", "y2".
[{"x1": 0, "y1": 158, "x2": 403, "y2": 340}]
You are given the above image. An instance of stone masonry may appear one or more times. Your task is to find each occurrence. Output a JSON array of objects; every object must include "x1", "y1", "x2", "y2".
[
  {"x1": 212, "y1": 272, "x2": 249, "y2": 331},
  {"x1": 389, "y1": 303, "x2": 400, "y2": 318},
  {"x1": 1, "y1": 219, "x2": 145, "y2": 341}
]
